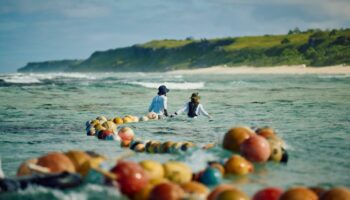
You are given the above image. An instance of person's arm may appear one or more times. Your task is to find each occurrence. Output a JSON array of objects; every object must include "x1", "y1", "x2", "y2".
[
  {"x1": 148, "y1": 97, "x2": 154, "y2": 112},
  {"x1": 173, "y1": 103, "x2": 188, "y2": 116},
  {"x1": 198, "y1": 104, "x2": 211, "y2": 118},
  {"x1": 163, "y1": 96, "x2": 168, "y2": 116}
]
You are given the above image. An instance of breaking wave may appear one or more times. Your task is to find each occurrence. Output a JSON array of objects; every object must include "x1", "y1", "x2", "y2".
[{"x1": 128, "y1": 81, "x2": 205, "y2": 90}]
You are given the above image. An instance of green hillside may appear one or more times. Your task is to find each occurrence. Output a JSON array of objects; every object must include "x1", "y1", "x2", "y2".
[
  {"x1": 18, "y1": 59, "x2": 83, "y2": 72},
  {"x1": 18, "y1": 28, "x2": 350, "y2": 72}
]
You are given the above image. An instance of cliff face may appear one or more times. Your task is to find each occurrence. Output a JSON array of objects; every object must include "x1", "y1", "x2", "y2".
[
  {"x1": 18, "y1": 28, "x2": 350, "y2": 72},
  {"x1": 18, "y1": 60, "x2": 83, "y2": 72}
]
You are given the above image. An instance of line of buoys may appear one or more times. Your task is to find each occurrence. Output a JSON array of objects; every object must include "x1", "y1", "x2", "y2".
[
  {"x1": 126, "y1": 140, "x2": 201, "y2": 154},
  {"x1": 2, "y1": 150, "x2": 349, "y2": 200}
]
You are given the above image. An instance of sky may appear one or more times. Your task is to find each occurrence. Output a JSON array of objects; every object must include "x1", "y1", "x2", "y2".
[{"x1": 1, "y1": 0, "x2": 350, "y2": 72}]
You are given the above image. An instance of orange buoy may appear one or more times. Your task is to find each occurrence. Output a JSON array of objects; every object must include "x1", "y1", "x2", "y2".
[
  {"x1": 280, "y1": 187, "x2": 318, "y2": 200},
  {"x1": 223, "y1": 127, "x2": 254, "y2": 152},
  {"x1": 181, "y1": 181, "x2": 209, "y2": 198},
  {"x1": 149, "y1": 182, "x2": 185, "y2": 200},
  {"x1": 224, "y1": 155, "x2": 254, "y2": 175},
  {"x1": 320, "y1": 187, "x2": 350, "y2": 200},
  {"x1": 37, "y1": 152, "x2": 75, "y2": 173}
]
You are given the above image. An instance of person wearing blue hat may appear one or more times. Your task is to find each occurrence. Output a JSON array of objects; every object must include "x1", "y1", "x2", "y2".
[
  {"x1": 148, "y1": 85, "x2": 169, "y2": 118},
  {"x1": 171, "y1": 92, "x2": 211, "y2": 119}
]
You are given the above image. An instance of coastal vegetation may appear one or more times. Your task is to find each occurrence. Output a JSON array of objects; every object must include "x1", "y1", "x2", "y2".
[
  {"x1": 18, "y1": 60, "x2": 83, "y2": 72},
  {"x1": 18, "y1": 28, "x2": 350, "y2": 72}
]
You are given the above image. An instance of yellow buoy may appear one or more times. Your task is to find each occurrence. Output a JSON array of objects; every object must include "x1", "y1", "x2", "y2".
[{"x1": 163, "y1": 161, "x2": 192, "y2": 184}]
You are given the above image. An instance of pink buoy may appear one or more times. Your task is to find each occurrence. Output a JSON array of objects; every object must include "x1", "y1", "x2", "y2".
[
  {"x1": 240, "y1": 135, "x2": 271, "y2": 163},
  {"x1": 118, "y1": 127, "x2": 135, "y2": 141}
]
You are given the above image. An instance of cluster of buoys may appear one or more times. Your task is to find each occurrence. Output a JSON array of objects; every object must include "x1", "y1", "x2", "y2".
[
  {"x1": 86, "y1": 114, "x2": 160, "y2": 136},
  {"x1": 1, "y1": 149, "x2": 349, "y2": 200},
  {"x1": 222, "y1": 126, "x2": 288, "y2": 164}
]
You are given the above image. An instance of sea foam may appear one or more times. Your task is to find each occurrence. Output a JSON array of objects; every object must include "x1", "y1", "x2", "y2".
[{"x1": 128, "y1": 81, "x2": 205, "y2": 90}]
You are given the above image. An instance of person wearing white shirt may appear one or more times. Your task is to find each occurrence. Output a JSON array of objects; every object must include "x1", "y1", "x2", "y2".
[
  {"x1": 148, "y1": 85, "x2": 169, "y2": 117},
  {"x1": 172, "y1": 93, "x2": 211, "y2": 118}
]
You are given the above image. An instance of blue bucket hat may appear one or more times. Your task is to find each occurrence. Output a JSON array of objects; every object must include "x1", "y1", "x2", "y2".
[{"x1": 158, "y1": 85, "x2": 169, "y2": 95}]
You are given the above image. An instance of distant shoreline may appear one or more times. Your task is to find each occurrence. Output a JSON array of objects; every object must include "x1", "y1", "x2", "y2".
[{"x1": 167, "y1": 65, "x2": 350, "y2": 75}]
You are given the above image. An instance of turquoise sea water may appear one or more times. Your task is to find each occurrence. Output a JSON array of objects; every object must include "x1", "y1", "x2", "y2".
[{"x1": 0, "y1": 72, "x2": 349, "y2": 199}]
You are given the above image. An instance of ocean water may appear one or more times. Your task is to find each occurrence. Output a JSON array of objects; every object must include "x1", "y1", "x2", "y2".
[{"x1": 0, "y1": 72, "x2": 349, "y2": 199}]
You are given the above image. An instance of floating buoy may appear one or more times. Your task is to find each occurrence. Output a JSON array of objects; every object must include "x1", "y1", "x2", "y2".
[
  {"x1": 130, "y1": 140, "x2": 144, "y2": 150},
  {"x1": 135, "y1": 144, "x2": 146, "y2": 152},
  {"x1": 160, "y1": 141, "x2": 175, "y2": 153},
  {"x1": 37, "y1": 152, "x2": 75, "y2": 173},
  {"x1": 121, "y1": 140, "x2": 132, "y2": 147},
  {"x1": 267, "y1": 138, "x2": 284, "y2": 162},
  {"x1": 123, "y1": 116, "x2": 133, "y2": 123},
  {"x1": 163, "y1": 161, "x2": 192, "y2": 184},
  {"x1": 240, "y1": 135, "x2": 271, "y2": 163},
  {"x1": 169, "y1": 142, "x2": 183, "y2": 153},
  {"x1": 223, "y1": 127, "x2": 254, "y2": 152},
  {"x1": 199, "y1": 167, "x2": 222, "y2": 186},
  {"x1": 224, "y1": 155, "x2": 254, "y2": 175},
  {"x1": 180, "y1": 181, "x2": 209, "y2": 199},
  {"x1": 320, "y1": 187, "x2": 350, "y2": 200},
  {"x1": 113, "y1": 117, "x2": 123, "y2": 125},
  {"x1": 110, "y1": 160, "x2": 149, "y2": 196},
  {"x1": 139, "y1": 160, "x2": 164, "y2": 181},
  {"x1": 207, "y1": 184, "x2": 237, "y2": 200},
  {"x1": 256, "y1": 127, "x2": 277, "y2": 138},
  {"x1": 216, "y1": 189, "x2": 250, "y2": 200},
  {"x1": 149, "y1": 182, "x2": 185, "y2": 200},
  {"x1": 253, "y1": 187, "x2": 284, "y2": 200},
  {"x1": 280, "y1": 187, "x2": 318, "y2": 200},
  {"x1": 102, "y1": 121, "x2": 117, "y2": 131},
  {"x1": 118, "y1": 127, "x2": 135, "y2": 141},
  {"x1": 97, "y1": 129, "x2": 114, "y2": 140},
  {"x1": 145, "y1": 141, "x2": 161, "y2": 153}
]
